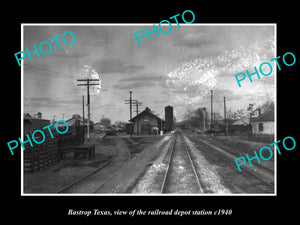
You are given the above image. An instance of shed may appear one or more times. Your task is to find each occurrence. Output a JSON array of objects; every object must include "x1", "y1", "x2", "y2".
[
  {"x1": 23, "y1": 112, "x2": 50, "y2": 134},
  {"x1": 229, "y1": 119, "x2": 250, "y2": 134}
]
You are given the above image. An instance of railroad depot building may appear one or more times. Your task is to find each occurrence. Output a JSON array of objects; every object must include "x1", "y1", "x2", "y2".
[{"x1": 128, "y1": 107, "x2": 165, "y2": 135}]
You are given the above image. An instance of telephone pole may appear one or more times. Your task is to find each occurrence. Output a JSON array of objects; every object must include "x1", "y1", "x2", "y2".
[
  {"x1": 82, "y1": 95, "x2": 85, "y2": 141},
  {"x1": 124, "y1": 92, "x2": 140, "y2": 138},
  {"x1": 224, "y1": 96, "x2": 228, "y2": 134},
  {"x1": 203, "y1": 107, "x2": 206, "y2": 131},
  {"x1": 77, "y1": 78, "x2": 99, "y2": 142},
  {"x1": 134, "y1": 101, "x2": 143, "y2": 136},
  {"x1": 211, "y1": 90, "x2": 213, "y2": 130},
  {"x1": 124, "y1": 91, "x2": 133, "y2": 138}
]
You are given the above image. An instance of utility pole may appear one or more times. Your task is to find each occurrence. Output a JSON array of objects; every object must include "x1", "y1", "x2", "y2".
[
  {"x1": 77, "y1": 78, "x2": 99, "y2": 142},
  {"x1": 130, "y1": 91, "x2": 132, "y2": 137},
  {"x1": 124, "y1": 91, "x2": 137, "y2": 138},
  {"x1": 203, "y1": 107, "x2": 206, "y2": 131},
  {"x1": 224, "y1": 96, "x2": 228, "y2": 134},
  {"x1": 82, "y1": 95, "x2": 85, "y2": 127},
  {"x1": 211, "y1": 90, "x2": 213, "y2": 130},
  {"x1": 82, "y1": 95, "x2": 85, "y2": 141},
  {"x1": 134, "y1": 101, "x2": 143, "y2": 136}
]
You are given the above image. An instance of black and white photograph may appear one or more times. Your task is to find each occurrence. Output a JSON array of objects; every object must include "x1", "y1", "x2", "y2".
[
  {"x1": 2, "y1": 5, "x2": 298, "y2": 224},
  {"x1": 21, "y1": 24, "x2": 276, "y2": 195}
]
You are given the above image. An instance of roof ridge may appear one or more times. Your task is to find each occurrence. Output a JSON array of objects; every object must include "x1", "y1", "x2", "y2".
[{"x1": 252, "y1": 109, "x2": 274, "y2": 122}]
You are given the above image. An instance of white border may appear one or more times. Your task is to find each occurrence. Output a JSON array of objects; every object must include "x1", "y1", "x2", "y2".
[{"x1": 21, "y1": 23, "x2": 277, "y2": 196}]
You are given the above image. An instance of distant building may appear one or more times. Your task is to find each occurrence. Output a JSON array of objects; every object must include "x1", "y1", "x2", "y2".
[
  {"x1": 94, "y1": 122, "x2": 114, "y2": 132},
  {"x1": 23, "y1": 112, "x2": 50, "y2": 134},
  {"x1": 65, "y1": 114, "x2": 93, "y2": 129},
  {"x1": 251, "y1": 109, "x2": 274, "y2": 135},
  {"x1": 165, "y1": 105, "x2": 173, "y2": 132},
  {"x1": 229, "y1": 119, "x2": 250, "y2": 134},
  {"x1": 129, "y1": 107, "x2": 164, "y2": 135}
]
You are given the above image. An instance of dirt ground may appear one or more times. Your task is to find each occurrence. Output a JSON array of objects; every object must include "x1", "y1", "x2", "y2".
[
  {"x1": 23, "y1": 131, "x2": 273, "y2": 194},
  {"x1": 185, "y1": 133, "x2": 275, "y2": 193},
  {"x1": 23, "y1": 133, "x2": 117, "y2": 193},
  {"x1": 23, "y1": 133, "x2": 167, "y2": 194},
  {"x1": 95, "y1": 135, "x2": 170, "y2": 193}
]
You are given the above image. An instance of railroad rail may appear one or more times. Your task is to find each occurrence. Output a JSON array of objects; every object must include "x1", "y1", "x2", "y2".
[
  {"x1": 242, "y1": 166, "x2": 274, "y2": 191},
  {"x1": 92, "y1": 149, "x2": 131, "y2": 193},
  {"x1": 160, "y1": 130, "x2": 203, "y2": 194},
  {"x1": 196, "y1": 137, "x2": 274, "y2": 192},
  {"x1": 56, "y1": 142, "x2": 131, "y2": 194}
]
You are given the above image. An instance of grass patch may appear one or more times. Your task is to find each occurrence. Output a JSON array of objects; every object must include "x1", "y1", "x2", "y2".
[
  {"x1": 205, "y1": 135, "x2": 274, "y2": 159},
  {"x1": 123, "y1": 138, "x2": 143, "y2": 158},
  {"x1": 85, "y1": 155, "x2": 113, "y2": 168},
  {"x1": 237, "y1": 134, "x2": 274, "y2": 143},
  {"x1": 99, "y1": 137, "x2": 116, "y2": 146}
]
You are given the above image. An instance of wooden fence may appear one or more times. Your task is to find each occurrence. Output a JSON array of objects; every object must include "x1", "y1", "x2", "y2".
[{"x1": 24, "y1": 124, "x2": 85, "y2": 173}]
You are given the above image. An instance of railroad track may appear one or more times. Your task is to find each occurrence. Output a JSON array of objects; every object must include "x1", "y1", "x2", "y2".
[
  {"x1": 242, "y1": 166, "x2": 274, "y2": 192},
  {"x1": 56, "y1": 141, "x2": 131, "y2": 194},
  {"x1": 194, "y1": 137, "x2": 275, "y2": 192},
  {"x1": 92, "y1": 148, "x2": 131, "y2": 193},
  {"x1": 160, "y1": 130, "x2": 203, "y2": 194}
]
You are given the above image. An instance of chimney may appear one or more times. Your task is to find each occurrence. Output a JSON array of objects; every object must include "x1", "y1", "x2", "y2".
[{"x1": 36, "y1": 112, "x2": 42, "y2": 119}]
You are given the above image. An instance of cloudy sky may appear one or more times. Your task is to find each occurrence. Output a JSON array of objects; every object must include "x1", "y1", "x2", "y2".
[{"x1": 23, "y1": 24, "x2": 275, "y2": 123}]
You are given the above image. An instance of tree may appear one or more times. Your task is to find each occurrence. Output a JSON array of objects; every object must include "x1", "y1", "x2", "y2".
[
  {"x1": 114, "y1": 121, "x2": 126, "y2": 130},
  {"x1": 173, "y1": 116, "x2": 177, "y2": 124},
  {"x1": 213, "y1": 112, "x2": 222, "y2": 122},
  {"x1": 114, "y1": 120, "x2": 126, "y2": 126},
  {"x1": 259, "y1": 100, "x2": 274, "y2": 112},
  {"x1": 100, "y1": 117, "x2": 111, "y2": 125},
  {"x1": 183, "y1": 107, "x2": 208, "y2": 130},
  {"x1": 226, "y1": 108, "x2": 236, "y2": 122},
  {"x1": 233, "y1": 103, "x2": 256, "y2": 125}
]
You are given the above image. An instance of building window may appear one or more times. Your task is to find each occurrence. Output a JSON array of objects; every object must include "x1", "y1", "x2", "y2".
[{"x1": 258, "y1": 123, "x2": 264, "y2": 131}]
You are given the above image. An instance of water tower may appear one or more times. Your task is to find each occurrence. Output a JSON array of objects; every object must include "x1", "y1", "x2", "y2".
[{"x1": 165, "y1": 105, "x2": 173, "y2": 132}]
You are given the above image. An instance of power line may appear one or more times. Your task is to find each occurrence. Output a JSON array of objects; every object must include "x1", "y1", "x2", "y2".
[
  {"x1": 124, "y1": 91, "x2": 135, "y2": 138},
  {"x1": 77, "y1": 78, "x2": 100, "y2": 142},
  {"x1": 24, "y1": 65, "x2": 79, "y2": 79},
  {"x1": 134, "y1": 101, "x2": 143, "y2": 136}
]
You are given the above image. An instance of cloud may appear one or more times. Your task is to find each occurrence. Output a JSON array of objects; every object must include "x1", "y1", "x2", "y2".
[
  {"x1": 124, "y1": 65, "x2": 146, "y2": 74},
  {"x1": 78, "y1": 65, "x2": 101, "y2": 95},
  {"x1": 35, "y1": 36, "x2": 89, "y2": 59},
  {"x1": 24, "y1": 97, "x2": 82, "y2": 109},
  {"x1": 215, "y1": 39, "x2": 275, "y2": 75},
  {"x1": 24, "y1": 62, "x2": 52, "y2": 75},
  {"x1": 181, "y1": 32, "x2": 216, "y2": 48},
  {"x1": 166, "y1": 36, "x2": 275, "y2": 111},
  {"x1": 154, "y1": 99, "x2": 167, "y2": 104},
  {"x1": 120, "y1": 72, "x2": 165, "y2": 82},
  {"x1": 25, "y1": 97, "x2": 52, "y2": 102},
  {"x1": 113, "y1": 72, "x2": 167, "y2": 90},
  {"x1": 92, "y1": 58, "x2": 145, "y2": 74},
  {"x1": 113, "y1": 81, "x2": 156, "y2": 90}
]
